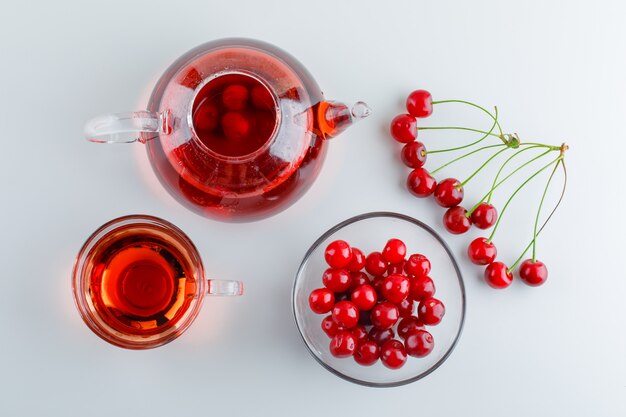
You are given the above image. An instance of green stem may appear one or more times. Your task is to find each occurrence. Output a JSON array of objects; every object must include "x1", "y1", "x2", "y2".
[
  {"x1": 487, "y1": 156, "x2": 563, "y2": 243},
  {"x1": 458, "y1": 146, "x2": 510, "y2": 188},
  {"x1": 430, "y1": 144, "x2": 507, "y2": 176},
  {"x1": 423, "y1": 106, "x2": 500, "y2": 154},
  {"x1": 466, "y1": 147, "x2": 554, "y2": 217},
  {"x1": 432, "y1": 99, "x2": 504, "y2": 137},
  {"x1": 521, "y1": 142, "x2": 561, "y2": 149},
  {"x1": 486, "y1": 145, "x2": 546, "y2": 204},
  {"x1": 419, "y1": 126, "x2": 501, "y2": 139},
  {"x1": 508, "y1": 240, "x2": 536, "y2": 274},
  {"x1": 531, "y1": 160, "x2": 561, "y2": 261},
  {"x1": 507, "y1": 160, "x2": 568, "y2": 272}
]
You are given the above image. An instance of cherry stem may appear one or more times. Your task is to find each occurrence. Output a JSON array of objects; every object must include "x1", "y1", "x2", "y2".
[
  {"x1": 430, "y1": 143, "x2": 507, "y2": 175},
  {"x1": 466, "y1": 147, "x2": 554, "y2": 217},
  {"x1": 458, "y1": 146, "x2": 509, "y2": 189},
  {"x1": 522, "y1": 142, "x2": 561, "y2": 149},
  {"x1": 432, "y1": 99, "x2": 504, "y2": 137},
  {"x1": 422, "y1": 107, "x2": 502, "y2": 155},
  {"x1": 486, "y1": 145, "x2": 547, "y2": 204},
  {"x1": 486, "y1": 156, "x2": 563, "y2": 243},
  {"x1": 531, "y1": 160, "x2": 561, "y2": 261},
  {"x1": 418, "y1": 126, "x2": 500, "y2": 139},
  {"x1": 507, "y1": 160, "x2": 567, "y2": 273}
]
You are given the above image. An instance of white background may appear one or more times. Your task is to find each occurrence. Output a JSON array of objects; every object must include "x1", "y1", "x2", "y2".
[{"x1": 1, "y1": 0, "x2": 625, "y2": 415}]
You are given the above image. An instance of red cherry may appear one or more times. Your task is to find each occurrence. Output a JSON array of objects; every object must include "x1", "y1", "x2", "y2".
[
  {"x1": 350, "y1": 271, "x2": 370, "y2": 290},
  {"x1": 368, "y1": 327, "x2": 395, "y2": 346},
  {"x1": 321, "y1": 315, "x2": 343, "y2": 337},
  {"x1": 382, "y1": 238, "x2": 407, "y2": 264},
  {"x1": 387, "y1": 261, "x2": 406, "y2": 276},
  {"x1": 409, "y1": 276, "x2": 436, "y2": 301},
  {"x1": 193, "y1": 101, "x2": 219, "y2": 131},
  {"x1": 351, "y1": 325, "x2": 369, "y2": 345},
  {"x1": 221, "y1": 112, "x2": 250, "y2": 140},
  {"x1": 397, "y1": 298, "x2": 414, "y2": 318},
  {"x1": 324, "y1": 240, "x2": 352, "y2": 269},
  {"x1": 222, "y1": 84, "x2": 249, "y2": 111},
  {"x1": 467, "y1": 238, "x2": 497, "y2": 265},
  {"x1": 443, "y1": 206, "x2": 472, "y2": 234},
  {"x1": 371, "y1": 276, "x2": 386, "y2": 300},
  {"x1": 371, "y1": 302, "x2": 400, "y2": 330},
  {"x1": 308, "y1": 288, "x2": 335, "y2": 314},
  {"x1": 434, "y1": 178, "x2": 464, "y2": 208},
  {"x1": 401, "y1": 141, "x2": 427, "y2": 168},
  {"x1": 346, "y1": 247, "x2": 366, "y2": 272},
  {"x1": 329, "y1": 330, "x2": 356, "y2": 358},
  {"x1": 332, "y1": 301, "x2": 359, "y2": 329},
  {"x1": 350, "y1": 284, "x2": 378, "y2": 311},
  {"x1": 470, "y1": 203, "x2": 498, "y2": 229},
  {"x1": 365, "y1": 251, "x2": 387, "y2": 276},
  {"x1": 405, "y1": 329, "x2": 434, "y2": 358},
  {"x1": 390, "y1": 114, "x2": 417, "y2": 143},
  {"x1": 322, "y1": 268, "x2": 351, "y2": 293},
  {"x1": 381, "y1": 274, "x2": 410, "y2": 304},
  {"x1": 406, "y1": 90, "x2": 433, "y2": 118},
  {"x1": 397, "y1": 316, "x2": 425, "y2": 339},
  {"x1": 484, "y1": 262, "x2": 513, "y2": 289},
  {"x1": 380, "y1": 340, "x2": 407, "y2": 369},
  {"x1": 418, "y1": 297, "x2": 445, "y2": 325},
  {"x1": 405, "y1": 253, "x2": 431, "y2": 278},
  {"x1": 354, "y1": 341, "x2": 380, "y2": 366},
  {"x1": 519, "y1": 259, "x2": 548, "y2": 286},
  {"x1": 250, "y1": 85, "x2": 274, "y2": 110},
  {"x1": 407, "y1": 168, "x2": 437, "y2": 198}
]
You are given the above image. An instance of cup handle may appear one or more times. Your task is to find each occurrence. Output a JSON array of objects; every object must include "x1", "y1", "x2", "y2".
[
  {"x1": 207, "y1": 279, "x2": 244, "y2": 296},
  {"x1": 84, "y1": 110, "x2": 171, "y2": 144}
]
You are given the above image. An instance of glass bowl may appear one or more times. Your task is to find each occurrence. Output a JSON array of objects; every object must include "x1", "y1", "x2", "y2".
[{"x1": 292, "y1": 212, "x2": 466, "y2": 387}]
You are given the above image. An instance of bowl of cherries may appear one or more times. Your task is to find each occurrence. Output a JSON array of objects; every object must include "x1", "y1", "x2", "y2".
[{"x1": 292, "y1": 212, "x2": 465, "y2": 387}]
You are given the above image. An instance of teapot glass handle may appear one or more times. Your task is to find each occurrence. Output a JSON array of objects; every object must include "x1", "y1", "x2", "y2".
[{"x1": 84, "y1": 110, "x2": 170, "y2": 144}]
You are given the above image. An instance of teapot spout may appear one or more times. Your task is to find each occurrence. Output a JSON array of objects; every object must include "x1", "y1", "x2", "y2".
[{"x1": 315, "y1": 100, "x2": 371, "y2": 139}]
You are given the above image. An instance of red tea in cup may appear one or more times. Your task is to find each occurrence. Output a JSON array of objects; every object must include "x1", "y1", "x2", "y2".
[{"x1": 72, "y1": 215, "x2": 243, "y2": 349}]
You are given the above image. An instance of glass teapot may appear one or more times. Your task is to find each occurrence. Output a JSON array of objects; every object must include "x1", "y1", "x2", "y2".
[{"x1": 85, "y1": 38, "x2": 370, "y2": 222}]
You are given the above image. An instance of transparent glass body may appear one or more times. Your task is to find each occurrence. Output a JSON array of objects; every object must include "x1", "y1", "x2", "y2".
[
  {"x1": 292, "y1": 212, "x2": 466, "y2": 387},
  {"x1": 85, "y1": 39, "x2": 370, "y2": 222},
  {"x1": 72, "y1": 215, "x2": 243, "y2": 349}
]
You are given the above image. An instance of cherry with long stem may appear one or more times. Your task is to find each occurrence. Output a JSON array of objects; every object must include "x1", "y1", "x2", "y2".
[
  {"x1": 507, "y1": 158, "x2": 567, "y2": 272},
  {"x1": 391, "y1": 93, "x2": 569, "y2": 288}
]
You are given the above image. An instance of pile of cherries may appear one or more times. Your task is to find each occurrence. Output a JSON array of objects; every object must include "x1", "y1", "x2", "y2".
[
  {"x1": 390, "y1": 90, "x2": 497, "y2": 235},
  {"x1": 389, "y1": 90, "x2": 549, "y2": 289},
  {"x1": 308, "y1": 238, "x2": 445, "y2": 369}
]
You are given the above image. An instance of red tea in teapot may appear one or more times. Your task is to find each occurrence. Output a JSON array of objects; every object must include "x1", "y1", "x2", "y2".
[{"x1": 191, "y1": 73, "x2": 278, "y2": 158}]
